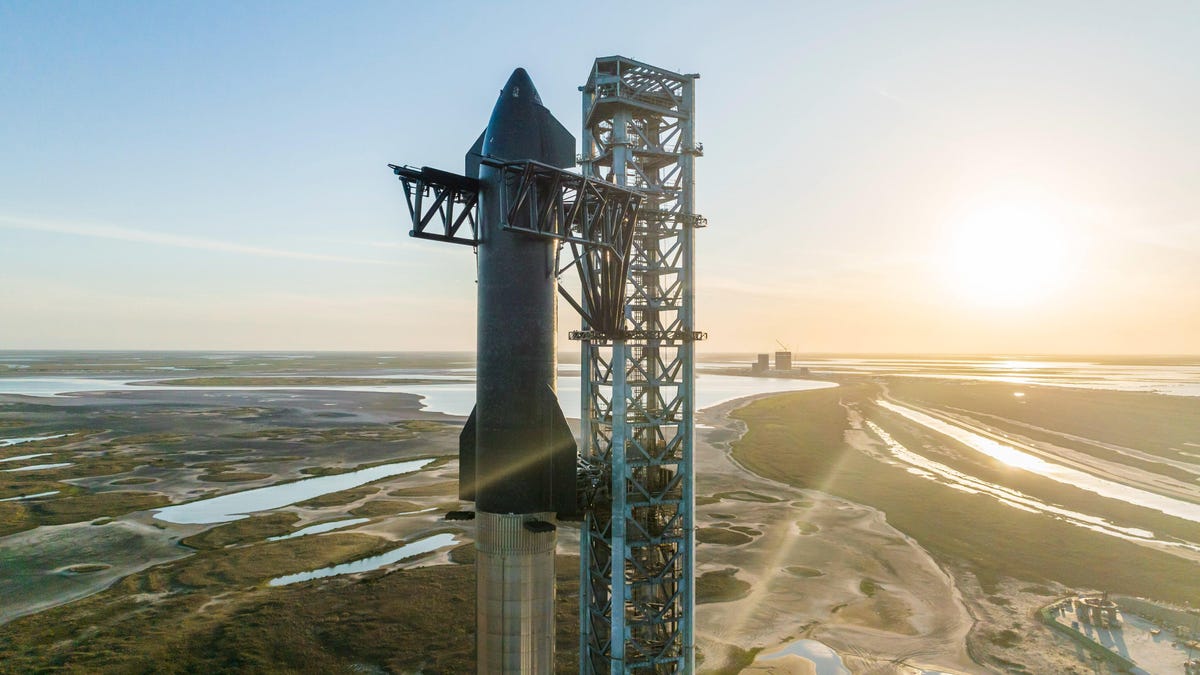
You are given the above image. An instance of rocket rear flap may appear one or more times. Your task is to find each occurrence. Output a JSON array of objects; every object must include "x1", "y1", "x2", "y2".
[
  {"x1": 545, "y1": 385, "x2": 579, "y2": 518},
  {"x1": 458, "y1": 405, "x2": 477, "y2": 502}
]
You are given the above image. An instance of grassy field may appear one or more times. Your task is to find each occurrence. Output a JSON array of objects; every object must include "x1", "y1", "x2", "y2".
[
  {"x1": 132, "y1": 376, "x2": 464, "y2": 387},
  {"x1": 696, "y1": 568, "x2": 751, "y2": 604},
  {"x1": 0, "y1": 490, "x2": 170, "y2": 537},
  {"x1": 885, "y1": 378, "x2": 1200, "y2": 461},
  {"x1": 730, "y1": 384, "x2": 1200, "y2": 605},
  {"x1": 180, "y1": 513, "x2": 301, "y2": 549},
  {"x1": 0, "y1": 534, "x2": 581, "y2": 673}
]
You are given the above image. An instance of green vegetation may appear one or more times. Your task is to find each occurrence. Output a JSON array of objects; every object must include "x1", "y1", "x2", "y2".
[
  {"x1": 785, "y1": 566, "x2": 823, "y2": 578},
  {"x1": 0, "y1": 536, "x2": 580, "y2": 673},
  {"x1": 65, "y1": 564, "x2": 111, "y2": 574},
  {"x1": 874, "y1": 395, "x2": 1200, "y2": 547},
  {"x1": 110, "y1": 477, "x2": 157, "y2": 485},
  {"x1": 295, "y1": 485, "x2": 379, "y2": 508},
  {"x1": 696, "y1": 568, "x2": 751, "y2": 604},
  {"x1": 988, "y1": 628, "x2": 1021, "y2": 648},
  {"x1": 795, "y1": 521, "x2": 819, "y2": 535},
  {"x1": 348, "y1": 499, "x2": 424, "y2": 518},
  {"x1": 103, "y1": 433, "x2": 186, "y2": 446},
  {"x1": 298, "y1": 455, "x2": 447, "y2": 478},
  {"x1": 696, "y1": 527, "x2": 753, "y2": 546},
  {"x1": 136, "y1": 376, "x2": 465, "y2": 387},
  {"x1": 700, "y1": 644, "x2": 763, "y2": 675},
  {"x1": 171, "y1": 533, "x2": 387, "y2": 589},
  {"x1": 731, "y1": 385, "x2": 1200, "y2": 605},
  {"x1": 886, "y1": 379, "x2": 1200, "y2": 462},
  {"x1": 230, "y1": 422, "x2": 439, "y2": 444},
  {"x1": 0, "y1": 477, "x2": 78, "y2": 501},
  {"x1": 711, "y1": 490, "x2": 782, "y2": 503},
  {"x1": 200, "y1": 471, "x2": 272, "y2": 482},
  {"x1": 387, "y1": 480, "x2": 457, "y2": 498},
  {"x1": 0, "y1": 491, "x2": 170, "y2": 536},
  {"x1": 181, "y1": 513, "x2": 300, "y2": 550},
  {"x1": 860, "y1": 578, "x2": 880, "y2": 597}
]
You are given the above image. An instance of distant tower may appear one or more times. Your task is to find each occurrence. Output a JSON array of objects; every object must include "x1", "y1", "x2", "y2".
[
  {"x1": 576, "y1": 56, "x2": 704, "y2": 673},
  {"x1": 775, "y1": 352, "x2": 792, "y2": 371},
  {"x1": 774, "y1": 339, "x2": 792, "y2": 371}
]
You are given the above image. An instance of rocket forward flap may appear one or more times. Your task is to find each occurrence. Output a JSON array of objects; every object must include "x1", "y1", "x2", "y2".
[
  {"x1": 465, "y1": 130, "x2": 485, "y2": 178},
  {"x1": 459, "y1": 405, "x2": 477, "y2": 502},
  {"x1": 538, "y1": 108, "x2": 576, "y2": 170},
  {"x1": 546, "y1": 385, "x2": 579, "y2": 518}
]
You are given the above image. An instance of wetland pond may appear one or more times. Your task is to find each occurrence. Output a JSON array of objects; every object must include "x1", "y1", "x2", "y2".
[
  {"x1": 877, "y1": 400, "x2": 1200, "y2": 525},
  {"x1": 268, "y1": 532, "x2": 458, "y2": 586},
  {"x1": 153, "y1": 459, "x2": 434, "y2": 524},
  {"x1": 760, "y1": 639, "x2": 849, "y2": 674},
  {"x1": 2, "y1": 463, "x2": 73, "y2": 472},
  {"x1": 267, "y1": 518, "x2": 370, "y2": 541},
  {"x1": 0, "y1": 373, "x2": 837, "y2": 417},
  {"x1": 0, "y1": 434, "x2": 68, "y2": 447}
]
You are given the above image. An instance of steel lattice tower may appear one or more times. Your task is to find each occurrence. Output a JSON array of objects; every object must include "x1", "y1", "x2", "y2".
[{"x1": 575, "y1": 56, "x2": 704, "y2": 674}]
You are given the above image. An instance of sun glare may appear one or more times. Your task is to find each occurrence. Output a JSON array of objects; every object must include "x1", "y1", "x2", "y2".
[{"x1": 944, "y1": 202, "x2": 1073, "y2": 308}]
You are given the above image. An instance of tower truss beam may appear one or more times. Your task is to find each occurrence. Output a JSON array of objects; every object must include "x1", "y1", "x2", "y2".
[{"x1": 578, "y1": 55, "x2": 702, "y2": 675}]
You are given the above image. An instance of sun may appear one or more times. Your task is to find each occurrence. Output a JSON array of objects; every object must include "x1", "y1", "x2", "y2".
[{"x1": 943, "y1": 202, "x2": 1073, "y2": 308}]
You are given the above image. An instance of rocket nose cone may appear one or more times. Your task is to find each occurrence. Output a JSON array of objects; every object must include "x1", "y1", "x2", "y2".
[{"x1": 501, "y1": 67, "x2": 543, "y2": 106}]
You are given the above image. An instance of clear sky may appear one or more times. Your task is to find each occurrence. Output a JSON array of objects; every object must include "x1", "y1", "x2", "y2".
[{"x1": 2, "y1": 1, "x2": 1197, "y2": 354}]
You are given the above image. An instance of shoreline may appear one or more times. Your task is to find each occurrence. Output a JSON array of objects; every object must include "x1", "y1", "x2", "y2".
[
  {"x1": 729, "y1": 377, "x2": 1200, "y2": 673},
  {"x1": 695, "y1": 391, "x2": 982, "y2": 674}
]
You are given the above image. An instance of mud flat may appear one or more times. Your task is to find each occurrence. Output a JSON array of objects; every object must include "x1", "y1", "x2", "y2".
[
  {"x1": 0, "y1": 519, "x2": 188, "y2": 624},
  {"x1": 0, "y1": 385, "x2": 461, "y2": 626},
  {"x1": 694, "y1": 394, "x2": 981, "y2": 674},
  {"x1": 731, "y1": 379, "x2": 1200, "y2": 674}
]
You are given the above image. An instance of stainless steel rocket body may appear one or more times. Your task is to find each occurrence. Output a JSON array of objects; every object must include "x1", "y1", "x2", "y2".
[
  {"x1": 461, "y1": 68, "x2": 577, "y2": 675},
  {"x1": 475, "y1": 511, "x2": 557, "y2": 673}
]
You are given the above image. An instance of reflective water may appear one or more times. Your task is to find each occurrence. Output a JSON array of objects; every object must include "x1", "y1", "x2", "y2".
[
  {"x1": 0, "y1": 434, "x2": 68, "y2": 447},
  {"x1": 0, "y1": 373, "x2": 836, "y2": 418},
  {"x1": 761, "y1": 639, "x2": 849, "y2": 674},
  {"x1": 409, "y1": 373, "x2": 836, "y2": 418},
  {"x1": 2, "y1": 463, "x2": 73, "y2": 472},
  {"x1": 866, "y1": 420, "x2": 1200, "y2": 553},
  {"x1": 877, "y1": 400, "x2": 1200, "y2": 524},
  {"x1": 0, "y1": 490, "x2": 60, "y2": 502},
  {"x1": 0, "y1": 453, "x2": 51, "y2": 463},
  {"x1": 267, "y1": 518, "x2": 370, "y2": 541},
  {"x1": 268, "y1": 532, "x2": 458, "y2": 586},
  {"x1": 153, "y1": 459, "x2": 433, "y2": 524},
  {"x1": 785, "y1": 358, "x2": 1200, "y2": 397}
]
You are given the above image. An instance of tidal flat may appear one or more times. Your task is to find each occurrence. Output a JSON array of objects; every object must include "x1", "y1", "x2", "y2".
[
  {"x1": 0, "y1": 355, "x2": 468, "y2": 631},
  {"x1": 731, "y1": 377, "x2": 1200, "y2": 673},
  {"x1": 1, "y1": 352, "x2": 1197, "y2": 673}
]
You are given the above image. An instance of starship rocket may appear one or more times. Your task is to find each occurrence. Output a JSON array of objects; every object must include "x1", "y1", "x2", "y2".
[{"x1": 458, "y1": 68, "x2": 578, "y2": 673}]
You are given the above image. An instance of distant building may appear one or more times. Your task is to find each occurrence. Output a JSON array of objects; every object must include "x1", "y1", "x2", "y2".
[
  {"x1": 752, "y1": 354, "x2": 769, "y2": 373},
  {"x1": 775, "y1": 351, "x2": 792, "y2": 371}
]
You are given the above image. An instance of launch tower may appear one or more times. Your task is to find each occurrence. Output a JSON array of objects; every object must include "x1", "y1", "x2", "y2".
[{"x1": 576, "y1": 56, "x2": 705, "y2": 674}]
